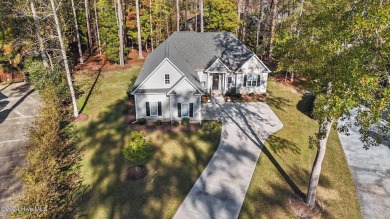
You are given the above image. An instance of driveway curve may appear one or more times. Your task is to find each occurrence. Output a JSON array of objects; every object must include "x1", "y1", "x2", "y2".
[
  {"x1": 174, "y1": 101, "x2": 283, "y2": 219},
  {"x1": 338, "y1": 109, "x2": 390, "y2": 219}
]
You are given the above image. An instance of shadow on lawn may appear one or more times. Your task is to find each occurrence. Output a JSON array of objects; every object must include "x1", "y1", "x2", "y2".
[
  {"x1": 208, "y1": 101, "x2": 335, "y2": 218},
  {"x1": 78, "y1": 98, "x2": 221, "y2": 218}
]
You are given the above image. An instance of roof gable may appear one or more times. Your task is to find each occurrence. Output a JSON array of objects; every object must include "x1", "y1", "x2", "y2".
[{"x1": 205, "y1": 58, "x2": 231, "y2": 73}]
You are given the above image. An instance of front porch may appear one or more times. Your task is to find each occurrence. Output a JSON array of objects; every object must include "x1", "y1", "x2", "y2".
[{"x1": 206, "y1": 73, "x2": 232, "y2": 95}]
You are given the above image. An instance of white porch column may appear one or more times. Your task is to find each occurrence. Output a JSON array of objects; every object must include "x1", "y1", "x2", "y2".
[{"x1": 207, "y1": 71, "x2": 210, "y2": 93}]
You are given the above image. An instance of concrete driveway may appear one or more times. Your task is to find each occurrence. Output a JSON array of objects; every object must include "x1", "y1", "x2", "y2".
[
  {"x1": 0, "y1": 82, "x2": 39, "y2": 210},
  {"x1": 174, "y1": 99, "x2": 283, "y2": 219},
  {"x1": 338, "y1": 109, "x2": 390, "y2": 219}
]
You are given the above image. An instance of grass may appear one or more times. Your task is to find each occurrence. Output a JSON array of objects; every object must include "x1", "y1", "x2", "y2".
[
  {"x1": 75, "y1": 64, "x2": 222, "y2": 218},
  {"x1": 239, "y1": 78, "x2": 361, "y2": 218}
]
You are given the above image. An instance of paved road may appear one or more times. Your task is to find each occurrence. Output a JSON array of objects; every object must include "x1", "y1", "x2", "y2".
[
  {"x1": 338, "y1": 109, "x2": 390, "y2": 219},
  {"x1": 174, "y1": 97, "x2": 283, "y2": 219},
  {"x1": 0, "y1": 83, "x2": 39, "y2": 213}
]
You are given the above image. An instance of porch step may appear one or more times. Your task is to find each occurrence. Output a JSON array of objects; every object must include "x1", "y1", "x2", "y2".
[{"x1": 211, "y1": 90, "x2": 224, "y2": 105}]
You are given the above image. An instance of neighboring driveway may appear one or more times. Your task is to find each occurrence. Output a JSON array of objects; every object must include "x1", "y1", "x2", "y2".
[
  {"x1": 0, "y1": 83, "x2": 39, "y2": 210},
  {"x1": 338, "y1": 109, "x2": 390, "y2": 219},
  {"x1": 174, "y1": 101, "x2": 283, "y2": 219}
]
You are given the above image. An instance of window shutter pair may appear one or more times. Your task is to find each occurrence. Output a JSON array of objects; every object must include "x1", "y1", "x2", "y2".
[
  {"x1": 257, "y1": 75, "x2": 261, "y2": 87},
  {"x1": 244, "y1": 75, "x2": 247, "y2": 87},
  {"x1": 178, "y1": 103, "x2": 181, "y2": 117},
  {"x1": 146, "y1": 102, "x2": 162, "y2": 116}
]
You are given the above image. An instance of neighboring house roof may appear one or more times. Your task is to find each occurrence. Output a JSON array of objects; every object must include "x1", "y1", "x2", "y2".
[{"x1": 132, "y1": 31, "x2": 265, "y2": 94}]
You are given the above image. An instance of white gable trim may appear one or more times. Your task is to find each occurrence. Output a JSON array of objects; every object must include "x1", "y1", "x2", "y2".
[
  {"x1": 167, "y1": 77, "x2": 204, "y2": 96},
  {"x1": 131, "y1": 58, "x2": 184, "y2": 94},
  {"x1": 253, "y1": 55, "x2": 272, "y2": 73},
  {"x1": 234, "y1": 55, "x2": 272, "y2": 74},
  {"x1": 205, "y1": 58, "x2": 231, "y2": 73}
]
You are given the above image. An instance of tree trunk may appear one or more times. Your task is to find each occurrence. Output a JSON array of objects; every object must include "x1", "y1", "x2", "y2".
[
  {"x1": 269, "y1": 0, "x2": 278, "y2": 61},
  {"x1": 195, "y1": 0, "x2": 198, "y2": 32},
  {"x1": 200, "y1": 0, "x2": 204, "y2": 32},
  {"x1": 176, "y1": 0, "x2": 180, "y2": 31},
  {"x1": 46, "y1": 50, "x2": 54, "y2": 70},
  {"x1": 70, "y1": 0, "x2": 84, "y2": 64},
  {"x1": 50, "y1": 0, "x2": 79, "y2": 117},
  {"x1": 149, "y1": 0, "x2": 154, "y2": 51},
  {"x1": 237, "y1": 0, "x2": 242, "y2": 38},
  {"x1": 255, "y1": 0, "x2": 262, "y2": 54},
  {"x1": 135, "y1": 0, "x2": 144, "y2": 59},
  {"x1": 117, "y1": 0, "x2": 124, "y2": 65},
  {"x1": 85, "y1": 0, "x2": 93, "y2": 55},
  {"x1": 185, "y1": 1, "x2": 188, "y2": 30},
  {"x1": 94, "y1": 0, "x2": 102, "y2": 55},
  {"x1": 306, "y1": 118, "x2": 334, "y2": 208},
  {"x1": 30, "y1": 0, "x2": 49, "y2": 68}
]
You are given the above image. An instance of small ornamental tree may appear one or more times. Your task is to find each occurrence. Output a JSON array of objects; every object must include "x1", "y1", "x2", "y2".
[{"x1": 123, "y1": 131, "x2": 152, "y2": 164}]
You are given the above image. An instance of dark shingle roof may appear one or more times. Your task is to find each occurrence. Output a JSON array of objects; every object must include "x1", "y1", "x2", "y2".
[{"x1": 132, "y1": 32, "x2": 257, "y2": 94}]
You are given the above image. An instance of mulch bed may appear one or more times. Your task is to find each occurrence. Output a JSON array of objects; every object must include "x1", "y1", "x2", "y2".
[
  {"x1": 125, "y1": 101, "x2": 201, "y2": 132},
  {"x1": 73, "y1": 113, "x2": 89, "y2": 122},
  {"x1": 129, "y1": 122, "x2": 201, "y2": 133},
  {"x1": 122, "y1": 165, "x2": 148, "y2": 181},
  {"x1": 289, "y1": 193, "x2": 323, "y2": 218}
]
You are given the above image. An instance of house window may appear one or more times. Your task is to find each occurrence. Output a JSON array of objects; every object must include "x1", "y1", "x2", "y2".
[
  {"x1": 146, "y1": 101, "x2": 162, "y2": 117},
  {"x1": 165, "y1": 74, "x2": 170, "y2": 84},
  {"x1": 178, "y1": 103, "x2": 194, "y2": 117},
  {"x1": 246, "y1": 74, "x2": 258, "y2": 87},
  {"x1": 201, "y1": 81, "x2": 206, "y2": 88},
  {"x1": 227, "y1": 77, "x2": 232, "y2": 84},
  {"x1": 182, "y1": 103, "x2": 189, "y2": 117}
]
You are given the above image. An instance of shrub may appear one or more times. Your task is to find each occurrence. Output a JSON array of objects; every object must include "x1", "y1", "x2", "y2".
[
  {"x1": 137, "y1": 118, "x2": 146, "y2": 125},
  {"x1": 122, "y1": 131, "x2": 152, "y2": 164},
  {"x1": 12, "y1": 87, "x2": 83, "y2": 218},
  {"x1": 181, "y1": 118, "x2": 190, "y2": 127},
  {"x1": 173, "y1": 121, "x2": 180, "y2": 127},
  {"x1": 126, "y1": 75, "x2": 137, "y2": 101},
  {"x1": 155, "y1": 120, "x2": 162, "y2": 126},
  {"x1": 236, "y1": 93, "x2": 242, "y2": 98},
  {"x1": 249, "y1": 92, "x2": 255, "y2": 96}
]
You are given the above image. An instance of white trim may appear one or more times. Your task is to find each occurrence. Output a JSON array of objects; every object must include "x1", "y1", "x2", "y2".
[
  {"x1": 131, "y1": 58, "x2": 184, "y2": 94},
  {"x1": 205, "y1": 58, "x2": 231, "y2": 73},
  {"x1": 234, "y1": 54, "x2": 272, "y2": 74},
  {"x1": 134, "y1": 95, "x2": 138, "y2": 120},
  {"x1": 167, "y1": 77, "x2": 204, "y2": 96}
]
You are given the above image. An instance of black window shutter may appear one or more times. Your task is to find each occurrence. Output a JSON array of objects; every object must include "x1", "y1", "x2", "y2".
[
  {"x1": 158, "y1": 101, "x2": 162, "y2": 116},
  {"x1": 189, "y1": 103, "x2": 194, "y2": 117},
  {"x1": 178, "y1": 103, "x2": 181, "y2": 117},
  {"x1": 244, "y1": 75, "x2": 247, "y2": 87},
  {"x1": 257, "y1": 75, "x2": 261, "y2": 86},
  {"x1": 146, "y1": 102, "x2": 150, "y2": 116}
]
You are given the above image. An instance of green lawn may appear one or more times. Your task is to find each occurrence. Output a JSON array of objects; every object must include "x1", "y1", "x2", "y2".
[
  {"x1": 239, "y1": 79, "x2": 361, "y2": 218},
  {"x1": 75, "y1": 65, "x2": 222, "y2": 218}
]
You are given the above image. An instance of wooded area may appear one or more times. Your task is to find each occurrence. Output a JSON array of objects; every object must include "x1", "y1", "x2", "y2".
[{"x1": 1, "y1": 0, "x2": 389, "y2": 217}]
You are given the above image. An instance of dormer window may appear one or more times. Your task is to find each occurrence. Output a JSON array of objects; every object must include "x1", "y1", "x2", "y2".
[{"x1": 165, "y1": 74, "x2": 170, "y2": 84}]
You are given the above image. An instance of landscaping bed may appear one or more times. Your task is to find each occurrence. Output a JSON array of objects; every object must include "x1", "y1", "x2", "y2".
[{"x1": 75, "y1": 65, "x2": 222, "y2": 218}]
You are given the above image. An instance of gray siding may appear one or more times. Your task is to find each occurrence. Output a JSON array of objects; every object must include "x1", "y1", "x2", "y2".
[
  {"x1": 135, "y1": 94, "x2": 170, "y2": 120},
  {"x1": 236, "y1": 56, "x2": 268, "y2": 94},
  {"x1": 138, "y1": 59, "x2": 183, "y2": 90},
  {"x1": 170, "y1": 79, "x2": 201, "y2": 121}
]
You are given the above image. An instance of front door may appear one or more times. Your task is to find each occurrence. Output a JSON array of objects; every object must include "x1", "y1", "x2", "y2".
[{"x1": 212, "y1": 75, "x2": 219, "y2": 90}]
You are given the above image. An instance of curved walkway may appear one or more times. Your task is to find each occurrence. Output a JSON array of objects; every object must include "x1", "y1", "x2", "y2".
[
  {"x1": 174, "y1": 100, "x2": 283, "y2": 219},
  {"x1": 338, "y1": 109, "x2": 390, "y2": 219}
]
